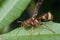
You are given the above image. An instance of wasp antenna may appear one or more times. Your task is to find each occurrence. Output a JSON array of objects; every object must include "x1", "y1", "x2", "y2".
[
  {"x1": 42, "y1": 24, "x2": 55, "y2": 33},
  {"x1": 17, "y1": 21, "x2": 23, "y2": 24}
]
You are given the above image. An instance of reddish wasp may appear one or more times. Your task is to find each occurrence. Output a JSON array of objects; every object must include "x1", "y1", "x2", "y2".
[
  {"x1": 17, "y1": 0, "x2": 55, "y2": 35},
  {"x1": 18, "y1": 12, "x2": 55, "y2": 33}
]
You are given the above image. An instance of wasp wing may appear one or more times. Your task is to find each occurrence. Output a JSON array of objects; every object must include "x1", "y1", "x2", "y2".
[{"x1": 32, "y1": 0, "x2": 44, "y2": 18}]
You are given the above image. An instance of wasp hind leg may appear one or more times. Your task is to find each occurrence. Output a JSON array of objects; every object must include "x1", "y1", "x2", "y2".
[{"x1": 42, "y1": 23, "x2": 55, "y2": 33}]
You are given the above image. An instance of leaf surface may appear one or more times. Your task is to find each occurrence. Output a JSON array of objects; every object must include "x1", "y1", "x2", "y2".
[
  {"x1": 0, "y1": 22, "x2": 60, "y2": 40},
  {"x1": 0, "y1": 0, "x2": 30, "y2": 30}
]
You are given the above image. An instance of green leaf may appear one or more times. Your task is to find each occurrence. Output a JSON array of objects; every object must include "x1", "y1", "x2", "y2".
[
  {"x1": 0, "y1": 25, "x2": 10, "y2": 34},
  {"x1": 0, "y1": 0, "x2": 30, "y2": 30},
  {"x1": 0, "y1": 22, "x2": 60, "y2": 40}
]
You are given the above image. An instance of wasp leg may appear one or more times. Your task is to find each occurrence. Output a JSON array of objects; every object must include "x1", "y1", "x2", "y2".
[
  {"x1": 29, "y1": 26, "x2": 33, "y2": 40},
  {"x1": 42, "y1": 24, "x2": 55, "y2": 33},
  {"x1": 36, "y1": 24, "x2": 40, "y2": 36},
  {"x1": 17, "y1": 21, "x2": 23, "y2": 23},
  {"x1": 38, "y1": 26, "x2": 40, "y2": 36},
  {"x1": 35, "y1": 24, "x2": 40, "y2": 40}
]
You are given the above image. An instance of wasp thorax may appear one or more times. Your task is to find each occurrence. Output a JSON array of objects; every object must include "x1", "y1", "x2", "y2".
[{"x1": 41, "y1": 12, "x2": 53, "y2": 21}]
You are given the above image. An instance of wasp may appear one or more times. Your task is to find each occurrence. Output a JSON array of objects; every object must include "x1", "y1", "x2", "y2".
[
  {"x1": 18, "y1": 12, "x2": 55, "y2": 33},
  {"x1": 17, "y1": 0, "x2": 55, "y2": 36}
]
